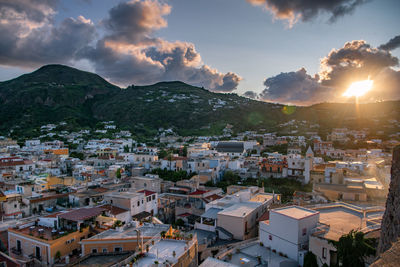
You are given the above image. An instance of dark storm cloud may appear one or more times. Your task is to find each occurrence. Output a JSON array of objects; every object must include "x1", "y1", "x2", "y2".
[
  {"x1": 259, "y1": 68, "x2": 332, "y2": 105},
  {"x1": 247, "y1": 0, "x2": 367, "y2": 25},
  {"x1": 81, "y1": 0, "x2": 241, "y2": 91},
  {"x1": 243, "y1": 91, "x2": 259, "y2": 99},
  {"x1": 379, "y1": 35, "x2": 400, "y2": 51}
]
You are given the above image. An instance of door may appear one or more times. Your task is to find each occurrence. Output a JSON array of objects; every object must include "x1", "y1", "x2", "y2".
[{"x1": 35, "y1": 246, "x2": 41, "y2": 260}]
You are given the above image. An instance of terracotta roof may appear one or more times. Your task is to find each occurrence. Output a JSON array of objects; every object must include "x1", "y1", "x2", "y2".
[
  {"x1": 58, "y1": 207, "x2": 106, "y2": 221},
  {"x1": 92, "y1": 187, "x2": 109, "y2": 193},
  {"x1": 29, "y1": 193, "x2": 69, "y2": 203},
  {"x1": 137, "y1": 189, "x2": 156, "y2": 196},
  {"x1": 0, "y1": 160, "x2": 33, "y2": 167},
  {"x1": 257, "y1": 210, "x2": 270, "y2": 222},
  {"x1": 189, "y1": 189, "x2": 208, "y2": 196},
  {"x1": 203, "y1": 194, "x2": 222, "y2": 203},
  {"x1": 132, "y1": 211, "x2": 151, "y2": 221},
  {"x1": 177, "y1": 213, "x2": 191, "y2": 217},
  {"x1": 100, "y1": 204, "x2": 129, "y2": 215}
]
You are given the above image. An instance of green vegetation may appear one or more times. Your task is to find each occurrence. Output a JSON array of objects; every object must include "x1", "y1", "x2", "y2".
[
  {"x1": 330, "y1": 230, "x2": 376, "y2": 267},
  {"x1": 69, "y1": 152, "x2": 84, "y2": 160},
  {"x1": 116, "y1": 168, "x2": 122, "y2": 179},
  {"x1": 304, "y1": 251, "x2": 318, "y2": 267},
  {"x1": 263, "y1": 178, "x2": 312, "y2": 203},
  {"x1": 207, "y1": 175, "x2": 311, "y2": 203},
  {"x1": 2, "y1": 64, "x2": 400, "y2": 139},
  {"x1": 262, "y1": 144, "x2": 288, "y2": 155}
]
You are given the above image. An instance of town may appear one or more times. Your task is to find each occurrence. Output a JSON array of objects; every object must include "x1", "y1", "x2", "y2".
[{"x1": 0, "y1": 119, "x2": 396, "y2": 267}]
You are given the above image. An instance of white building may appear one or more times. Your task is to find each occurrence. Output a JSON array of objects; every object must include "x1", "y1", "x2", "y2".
[
  {"x1": 259, "y1": 206, "x2": 319, "y2": 266},
  {"x1": 104, "y1": 190, "x2": 158, "y2": 217}
]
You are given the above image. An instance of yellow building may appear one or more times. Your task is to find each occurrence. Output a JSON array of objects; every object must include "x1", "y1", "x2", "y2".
[
  {"x1": 80, "y1": 224, "x2": 170, "y2": 256},
  {"x1": 8, "y1": 207, "x2": 106, "y2": 266}
]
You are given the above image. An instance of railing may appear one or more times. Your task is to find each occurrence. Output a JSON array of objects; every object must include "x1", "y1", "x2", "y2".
[{"x1": 11, "y1": 247, "x2": 22, "y2": 255}]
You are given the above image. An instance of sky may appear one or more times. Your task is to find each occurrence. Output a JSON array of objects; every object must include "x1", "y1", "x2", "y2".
[{"x1": 0, "y1": 0, "x2": 399, "y2": 105}]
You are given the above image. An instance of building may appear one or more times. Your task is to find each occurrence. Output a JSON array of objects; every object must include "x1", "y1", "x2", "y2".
[
  {"x1": 130, "y1": 175, "x2": 162, "y2": 193},
  {"x1": 81, "y1": 223, "x2": 170, "y2": 256},
  {"x1": 309, "y1": 203, "x2": 383, "y2": 266},
  {"x1": 259, "y1": 206, "x2": 319, "y2": 266},
  {"x1": 104, "y1": 190, "x2": 158, "y2": 218},
  {"x1": 259, "y1": 158, "x2": 287, "y2": 178},
  {"x1": 215, "y1": 142, "x2": 245, "y2": 157},
  {"x1": 8, "y1": 207, "x2": 105, "y2": 265}
]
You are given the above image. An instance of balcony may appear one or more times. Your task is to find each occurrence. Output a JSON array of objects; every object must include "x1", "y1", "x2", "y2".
[{"x1": 11, "y1": 247, "x2": 22, "y2": 255}]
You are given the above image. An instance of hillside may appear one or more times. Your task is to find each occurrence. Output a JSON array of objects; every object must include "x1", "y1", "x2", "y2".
[
  {"x1": 0, "y1": 64, "x2": 399, "y2": 137},
  {"x1": 0, "y1": 65, "x2": 119, "y2": 132}
]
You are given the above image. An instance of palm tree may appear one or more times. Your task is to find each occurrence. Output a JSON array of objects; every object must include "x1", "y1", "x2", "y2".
[{"x1": 330, "y1": 230, "x2": 375, "y2": 267}]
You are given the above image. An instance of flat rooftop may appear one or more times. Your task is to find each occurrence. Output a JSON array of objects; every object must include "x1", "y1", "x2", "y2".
[
  {"x1": 312, "y1": 204, "x2": 383, "y2": 241},
  {"x1": 218, "y1": 202, "x2": 261, "y2": 217},
  {"x1": 136, "y1": 240, "x2": 188, "y2": 266},
  {"x1": 249, "y1": 193, "x2": 273, "y2": 203},
  {"x1": 87, "y1": 224, "x2": 169, "y2": 240},
  {"x1": 105, "y1": 191, "x2": 143, "y2": 198},
  {"x1": 72, "y1": 253, "x2": 130, "y2": 267},
  {"x1": 272, "y1": 206, "x2": 319, "y2": 220}
]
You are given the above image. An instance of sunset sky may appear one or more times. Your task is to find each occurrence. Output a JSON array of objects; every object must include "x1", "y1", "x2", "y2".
[{"x1": 0, "y1": 0, "x2": 399, "y2": 105}]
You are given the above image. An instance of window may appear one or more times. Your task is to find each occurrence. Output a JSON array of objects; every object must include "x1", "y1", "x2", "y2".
[
  {"x1": 269, "y1": 235, "x2": 272, "y2": 240},
  {"x1": 152, "y1": 195, "x2": 155, "y2": 200},
  {"x1": 302, "y1": 228, "x2": 307, "y2": 236},
  {"x1": 92, "y1": 248, "x2": 98, "y2": 254},
  {"x1": 322, "y1": 247, "x2": 327, "y2": 259},
  {"x1": 102, "y1": 248, "x2": 107, "y2": 253},
  {"x1": 137, "y1": 201, "x2": 140, "y2": 207},
  {"x1": 142, "y1": 199, "x2": 143, "y2": 204},
  {"x1": 16, "y1": 240, "x2": 21, "y2": 251},
  {"x1": 114, "y1": 247, "x2": 122, "y2": 252}
]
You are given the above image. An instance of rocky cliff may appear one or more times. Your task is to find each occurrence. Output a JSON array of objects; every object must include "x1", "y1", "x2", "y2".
[{"x1": 378, "y1": 145, "x2": 400, "y2": 254}]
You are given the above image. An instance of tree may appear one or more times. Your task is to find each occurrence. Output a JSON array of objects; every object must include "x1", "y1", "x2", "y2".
[
  {"x1": 304, "y1": 251, "x2": 318, "y2": 267},
  {"x1": 330, "y1": 230, "x2": 375, "y2": 267},
  {"x1": 116, "y1": 168, "x2": 122, "y2": 179},
  {"x1": 175, "y1": 218, "x2": 185, "y2": 227},
  {"x1": 55, "y1": 251, "x2": 61, "y2": 261},
  {"x1": 69, "y1": 152, "x2": 84, "y2": 160}
]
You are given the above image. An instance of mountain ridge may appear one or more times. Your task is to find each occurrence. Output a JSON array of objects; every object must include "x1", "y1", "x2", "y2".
[{"x1": 0, "y1": 64, "x2": 399, "y2": 137}]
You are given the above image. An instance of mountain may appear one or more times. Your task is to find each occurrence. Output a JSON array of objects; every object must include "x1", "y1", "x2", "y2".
[
  {"x1": 0, "y1": 65, "x2": 119, "y2": 132},
  {"x1": 0, "y1": 64, "x2": 399, "y2": 137}
]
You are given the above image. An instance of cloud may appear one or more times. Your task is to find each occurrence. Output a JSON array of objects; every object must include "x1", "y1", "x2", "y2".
[
  {"x1": 319, "y1": 40, "x2": 398, "y2": 89},
  {"x1": 259, "y1": 68, "x2": 332, "y2": 105},
  {"x1": 247, "y1": 0, "x2": 367, "y2": 26},
  {"x1": 103, "y1": 0, "x2": 171, "y2": 44},
  {"x1": 243, "y1": 91, "x2": 259, "y2": 99},
  {"x1": 259, "y1": 37, "x2": 400, "y2": 105},
  {"x1": 379, "y1": 35, "x2": 400, "y2": 51},
  {"x1": 0, "y1": 0, "x2": 241, "y2": 92},
  {"x1": 0, "y1": 0, "x2": 95, "y2": 68},
  {"x1": 80, "y1": 0, "x2": 241, "y2": 91}
]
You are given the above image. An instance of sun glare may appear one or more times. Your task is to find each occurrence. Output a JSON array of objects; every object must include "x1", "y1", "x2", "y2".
[{"x1": 343, "y1": 79, "x2": 373, "y2": 97}]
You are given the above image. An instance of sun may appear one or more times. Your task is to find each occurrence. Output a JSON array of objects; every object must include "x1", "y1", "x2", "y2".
[{"x1": 343, "y1": 79, "x2": 374, "y2": 97}]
